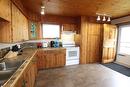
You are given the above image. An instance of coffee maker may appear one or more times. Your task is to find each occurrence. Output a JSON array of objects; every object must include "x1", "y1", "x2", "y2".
[{"x1": 50, "y1": 41, "x2": 55, "y2": 47}]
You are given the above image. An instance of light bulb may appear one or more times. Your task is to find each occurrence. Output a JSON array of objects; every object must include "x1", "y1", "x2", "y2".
[
  {"x1": 41, "y1": 8, "x2": 45, "y2": 15},
  {"x1": 107, "y1": 17, "x2": 111, "y2": 22},
  {"x1": 41, "y1": 11, "x2": 45, "y2": 15},
  {"x1": 97, "y1": 15, "x2": 100, "y2": 21},
  {"x1": 41, "y1": 6, "x2": 45, "y2": 9},
  {"x1": 103, "y1": 16, "x2": 106, "y2": 21}
]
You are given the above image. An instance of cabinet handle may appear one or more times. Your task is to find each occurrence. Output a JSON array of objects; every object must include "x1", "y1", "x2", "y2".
[{"x1": 22, "y1": 80, "x2": 27, "y2": 87}]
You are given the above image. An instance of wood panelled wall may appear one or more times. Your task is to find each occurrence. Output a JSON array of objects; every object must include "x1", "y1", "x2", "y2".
[
  {"x1": 28, "y1": 21, "x2": 42, "y2": 40},
  {"x1": 41, "y1": 15, "x2": 80, "y2": 33},
  {"x1": 41, "y1": 15, "x2": 79, "y2": 24},
  {"x1": 27, "y1": 15, "x2": 80, "y2": 40},
  {"x1": 80, "y1": 16, "x2": 103, "y2": 64}
]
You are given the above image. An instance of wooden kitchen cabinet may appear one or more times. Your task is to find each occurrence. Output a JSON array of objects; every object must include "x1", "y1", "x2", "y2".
[
  {"x1": 36, "y1": 49, "x2": 66, "y2": 70},
  {"x1": 14, "y1": 57, "x2": 37, "y2": 87},
  {"x1": 0, "y1": 0, "x2": 11, "y2": 21},
  {"x1": 0, "y1": 22, "x2": 12, "y2": 42},
  {"x1": 62, "y1": 24, "x2": 78, "y2": 32},
  {"x1": 0, "y1": 2, "x2": 29, "y2": 43},
  {"x1": 12, "y1": 3, "x2": 29, "y2": 42}
]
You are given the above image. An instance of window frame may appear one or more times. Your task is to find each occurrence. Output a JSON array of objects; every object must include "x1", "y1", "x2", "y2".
[
  {"x1": 42, "y1": 24, "x2": 61, "y2": 39},
  {"x1": 118, "y1": 24, "x2": 130, "y2": 55}
]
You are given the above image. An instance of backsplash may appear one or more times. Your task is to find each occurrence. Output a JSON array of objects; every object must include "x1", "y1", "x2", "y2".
[
  {"x1": 21, "y1": 43, "x2": 37, "y2": 48},
  {"x1": 0, "y1": 39, "x2": 63, "y2": 60}
]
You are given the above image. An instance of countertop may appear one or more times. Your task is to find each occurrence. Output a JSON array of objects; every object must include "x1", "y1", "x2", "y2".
[
  {"x1": 2, "y1": 48, "x2": 37, "y2": 87},
  {"x1": 1, "y1": 47, "x2": 66, "y2": 87}
]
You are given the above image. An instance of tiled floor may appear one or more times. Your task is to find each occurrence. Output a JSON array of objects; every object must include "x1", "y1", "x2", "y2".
[{"x1": 35, "y1": 64, "x2": 130, "y2": 87}]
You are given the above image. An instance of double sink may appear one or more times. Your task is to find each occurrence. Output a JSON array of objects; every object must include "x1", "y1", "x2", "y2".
[{"x1": 0, "y1": 59, "x2": 24, "y2": 85}]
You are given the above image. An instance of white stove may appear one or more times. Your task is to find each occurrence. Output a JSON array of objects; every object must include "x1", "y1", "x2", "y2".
[
  {"x1": 63, "y1": 42, "x2": 79, "y2": 66},
  {"x1": 61, "y1": 31, "x2": 80, "y2": 66},
  {"x1": 65, "y1": 46, "x2": 79, "y2": 66}
]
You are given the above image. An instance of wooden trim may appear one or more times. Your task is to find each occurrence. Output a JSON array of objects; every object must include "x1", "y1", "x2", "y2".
[
  {"x1": 112, "y1": 14, "x2": 130, "y2": 20},
  {"x1": 11, "y1": 2, "x2": 13, "y2": 42}
]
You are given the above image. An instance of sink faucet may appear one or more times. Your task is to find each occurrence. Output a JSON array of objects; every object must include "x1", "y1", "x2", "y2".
[{"x1": 2, "y1": 62, "x2": 6, "y2": 70}]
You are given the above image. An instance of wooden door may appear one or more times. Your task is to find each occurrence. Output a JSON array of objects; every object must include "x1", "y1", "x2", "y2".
[{"x1": 102, "y1": 24, "x2": 117, "y2": 63}]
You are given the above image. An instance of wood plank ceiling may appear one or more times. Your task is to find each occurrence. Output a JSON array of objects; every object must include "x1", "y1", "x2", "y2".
[{"x1": 21, "y1": 0, "x2": 130, "y2": 18}]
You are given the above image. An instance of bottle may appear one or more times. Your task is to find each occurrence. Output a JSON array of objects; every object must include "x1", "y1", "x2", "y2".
[{"x1": 54, "y1": 37, "x2": 59, "y2": 48}]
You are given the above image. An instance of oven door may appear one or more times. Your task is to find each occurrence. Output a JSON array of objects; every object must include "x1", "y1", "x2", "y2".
[{"x1": 66, "y1": 47, "x2": 79, "y2": 60}]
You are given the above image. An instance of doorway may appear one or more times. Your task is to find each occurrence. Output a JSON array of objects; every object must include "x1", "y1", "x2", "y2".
[{"x1": 116, "y1": 24, "x2": 130, "y2": 68}]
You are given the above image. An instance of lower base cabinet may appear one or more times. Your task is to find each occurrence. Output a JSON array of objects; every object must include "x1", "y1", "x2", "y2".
[
  {"x1": 36, "y1": 49, "x2": 66, "y2": 70},
  {"x1": 14, "y1": 57, "x2": 37, "y2": 87}
]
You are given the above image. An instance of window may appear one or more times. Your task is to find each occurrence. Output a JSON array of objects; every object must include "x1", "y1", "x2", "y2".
[
  {"x1": 42, "y1": 24, "x2": 60, "y2": 38},
  {"x1": 118, "y1": 25, "x2": 130, "y2": 55}
]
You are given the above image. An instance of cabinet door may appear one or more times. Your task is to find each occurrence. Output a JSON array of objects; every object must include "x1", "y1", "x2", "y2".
[
  {"x1": 23, "y1": 62, "x2": 36, "y2": 87},
  {"x1": 45, "y1": 50, "x2": 66, "y2": 68},
  {"x1": 12, "y1": 3, "x2": 29, "y2": 42},
  {"x1": 102, "y1": 24, "x2": 117, "y2": 63},
  {"x1": 0, "y1": 22, "x2": 11, "y2": 42},
  {"x1": 0, "y1": 0, "x2": 11, "y2": 21},
  {"x1": 55, "y1": 50, "x2": 66, "y2": 67},
  {"x1": 45, "y1": 50, "x2": 55, "y2": 68},
  {"x1": 62, "y1": 24, "x2": 77, "y2": 31},
  {"x1": 36, "y1": 50, "x2": 46, "y2": 69},
  {"x1": 14, "y1": 76, "x2": 24, "y2": 87},
  {"x1": 36, "y1": 49, "x2": 66, "y2": 69}
]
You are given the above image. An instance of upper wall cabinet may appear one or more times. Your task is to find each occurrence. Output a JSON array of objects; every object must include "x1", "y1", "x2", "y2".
[
  {"x1": 0, "y1": 22, "x2": 11, "y2": 42},
  {"x1": 0, "y1": 0, "x2": 11, "y2": 21},
  {"x1": 62, "y1": 24, "x2": 79, "y2": 33},
  {"x1": 12, "y1": 3, "x2": 29, "y2": 42}
]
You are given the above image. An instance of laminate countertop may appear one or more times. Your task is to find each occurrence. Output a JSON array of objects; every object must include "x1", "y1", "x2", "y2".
[
  {"x1": 1, "y1": 47, "x2": 66, "y2": 87},
  {"x1": 2, "y1": 48, "x2": 38, "y2": 87}
]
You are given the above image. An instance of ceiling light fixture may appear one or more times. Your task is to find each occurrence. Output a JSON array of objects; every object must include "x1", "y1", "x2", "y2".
[
  {"x1": 41, "y1": 1, "x2": 45, "y2": 15},
  {"x1": 41, "y1": 8, "x2": 45, "y2": 15},
  {"x1": 96, "y1": 13, "x2": 111, "y2": 22}
]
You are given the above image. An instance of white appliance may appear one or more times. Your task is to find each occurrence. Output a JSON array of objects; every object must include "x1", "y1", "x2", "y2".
[
  {"x1": 65, "y1": 46, "x2": 80, "y2": 66},
  {"x1": 42, "y1": 42, "x2": 48, "y2": 48},
  {"x1": 61, "y1": 31, "x2": 80, "y2": 66}
]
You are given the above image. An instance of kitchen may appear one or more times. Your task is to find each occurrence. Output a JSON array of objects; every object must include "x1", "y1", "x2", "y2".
[{"x1": 0, "y1": 0, "x2": 130, "y2": 87}]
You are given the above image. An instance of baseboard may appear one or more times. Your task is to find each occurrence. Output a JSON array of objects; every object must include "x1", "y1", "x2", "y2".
[{"x1": 114, "y1": 61, "x2": 130, "y2": 68}]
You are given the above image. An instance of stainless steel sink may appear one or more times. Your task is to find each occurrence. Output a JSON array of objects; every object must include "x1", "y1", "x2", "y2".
[
  {"x1": 0, "y1": 69, "x2": 14, "y2": 80},
  {"x1": 0, "y1": 59, "x2": 24, "y2": 81},
  {"x1": 4, "y1": 59, "x2": 24, "y2": 69}
]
